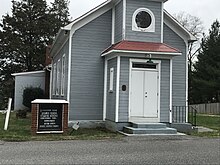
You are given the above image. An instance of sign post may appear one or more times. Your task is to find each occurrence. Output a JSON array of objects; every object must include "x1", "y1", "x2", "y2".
[
  {"x1": 31, "y1": 99, "x2": 68, "y2": 135},
  {"x1": 4, "y1": 98, "x2": 12, "y2": 131}
]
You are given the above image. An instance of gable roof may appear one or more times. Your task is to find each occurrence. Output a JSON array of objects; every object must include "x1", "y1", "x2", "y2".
[
  {"x1": 101, "y1": 40, "x2": 182, "y2": 56},
  {"x1": 164, "y1": 10, "x2": 197, "y2": 42},
  {"x1": 50, "y1": 0, "x2": 196, "y2": 57},
  {"x1": 50, "y1": 0, "x2": 113, "y2": 57}
]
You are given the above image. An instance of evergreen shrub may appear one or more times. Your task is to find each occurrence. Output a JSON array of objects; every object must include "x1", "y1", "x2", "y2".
[{"x1": 23, "y1": 87, "x2": 45, "y2": 111}]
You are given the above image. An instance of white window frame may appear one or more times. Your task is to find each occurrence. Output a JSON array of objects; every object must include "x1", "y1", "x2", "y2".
[
  {"x1": 132, "y1": 8, "x2": 155, "y2": 32},
  {"x1": 61, "y1": 54, "x2": 65, "y2": 96},
  {"x1": 56, "y1": 59, "x2": 61, "y2": 95},
  {"x1": 52, "y1": 63, "x2": 57, "y2": 95},
  {"x1": 109, "y1": 68, "x2": 114, "y2": 92}
]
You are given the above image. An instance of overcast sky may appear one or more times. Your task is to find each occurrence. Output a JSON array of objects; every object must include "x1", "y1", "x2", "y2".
[{"x1": 1, "y1": 0, "x2": 220, "y2": 34}]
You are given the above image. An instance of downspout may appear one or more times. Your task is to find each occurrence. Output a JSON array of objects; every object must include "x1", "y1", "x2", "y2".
[{"x1": 185, "y1": 39, "x2": 196, "y2": 123}]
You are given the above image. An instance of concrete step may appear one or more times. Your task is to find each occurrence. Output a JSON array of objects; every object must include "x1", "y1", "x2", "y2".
[
  {"x1": 123, "y1": 126, "x2": 177, "y2": 135},
  {"x1": 132, "y1": 123, "x2": 167, "y2": 129}
]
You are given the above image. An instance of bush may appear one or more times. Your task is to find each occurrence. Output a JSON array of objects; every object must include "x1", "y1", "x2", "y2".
[
  {"x1": 16, "y1": 109, "x2": 27, "y2": 119},
  {"x1": 23, "y1": 87, "x2": 45, "y2": 111}
]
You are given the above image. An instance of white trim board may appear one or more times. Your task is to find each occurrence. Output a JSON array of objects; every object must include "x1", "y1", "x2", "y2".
[
  {"x1": 12, "y1": 70, "x2": 45, "y2": 76},
  {"x1": 169, "y1": 59, "x2": 173, "y2": 123},
  {"x1": 32, "y1": 99, "x2": 69, "y2": 104},
  {"x1": 102, "y1": 50, "x2": 182, "y2": 57},
  {"x1": 111, "y1": 5, "x2": 115, "y2": 44},
  {"x1": 103, "y1": 58, "x2": 108, "y2": 121},
  {"x1": 129, "y1": 59, "x2": 161, "y2": 123},
  {"x1": 122, "y1": 0, "x2": 126, "y2": 39},
  {"x1": 115, "y1": 56, "x2": 121, "y2": 122}
]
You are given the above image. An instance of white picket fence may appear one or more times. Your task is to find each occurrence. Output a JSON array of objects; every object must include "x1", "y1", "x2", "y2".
[{"x1": 190, "y1": 103, "x2": 220, "y2": 115}]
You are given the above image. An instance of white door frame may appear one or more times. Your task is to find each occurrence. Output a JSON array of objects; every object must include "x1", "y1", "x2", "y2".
[{"x1": 129, "y1": 59, "x2": 161, "y2": 122}]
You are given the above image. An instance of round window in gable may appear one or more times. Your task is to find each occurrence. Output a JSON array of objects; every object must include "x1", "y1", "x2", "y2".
[
  {"x1": 132, "y1": 8, "x2": 155, "y2": 32},
  {"x1": 135, "y1": 11, "x2": 152, "y2": 28}
]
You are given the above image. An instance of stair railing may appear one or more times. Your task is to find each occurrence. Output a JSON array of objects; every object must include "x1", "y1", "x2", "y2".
[{"x1": 172, "y1": 106, "x2": 197, "y2": 127}]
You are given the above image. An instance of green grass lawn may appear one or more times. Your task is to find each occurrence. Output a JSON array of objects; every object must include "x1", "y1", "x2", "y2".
[
  {"x1": 0, "y1": 112, "x2": 122, "y2": 141},
  {"x1": 190, "y1": 113, "x2": 220, "y2": 137}
]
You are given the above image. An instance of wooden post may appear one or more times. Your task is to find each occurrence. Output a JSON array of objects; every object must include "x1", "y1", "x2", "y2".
[{"x1": 4, "y1": 98, "x2": 12, "y2": 131}]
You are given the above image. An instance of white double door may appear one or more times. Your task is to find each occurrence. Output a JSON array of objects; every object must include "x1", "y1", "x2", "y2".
[{"x1": 130, "y1": 69, "x2": 159, "y2": 119}]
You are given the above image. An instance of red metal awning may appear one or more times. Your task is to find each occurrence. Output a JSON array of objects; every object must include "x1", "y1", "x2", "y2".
[{"x1": 101, "y1": 40, "x2": 181, "y2": 56}]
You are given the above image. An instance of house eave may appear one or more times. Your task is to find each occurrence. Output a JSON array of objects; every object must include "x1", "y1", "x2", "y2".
[
  {"x1": 11, "y1": 70, "x2": 45, "y2": 77},
  {"x1": 101, "y1": 49, "x2": 182, "y2": 57},
  {"x1": 164, "y1": 10, "x2": 197, "y2": 43},
  {"x1": 63, "y1": 0, "x2": 113, "y2": 31},
  {"x1": 50, "y1": 0, "x2": 113, "y2": 57},
  {"x1": 50, "y1": 29, "x2": 70, "y2": 58}
]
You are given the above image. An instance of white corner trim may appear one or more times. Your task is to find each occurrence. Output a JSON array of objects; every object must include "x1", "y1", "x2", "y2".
[
  {"x1": 67, "y1": 31, "x2": 73, "y2": 103},
  {"x1": 122, "y1": 0, "x2": 126, "y2": 39},
  {"x1": 112, "y1": 5, "x2": 115, "y2": 44},
  {"x1": 185, "y1": 42, "x2": 189, "y2": 123},
  {"x1": 128, "y1": 59, "x2": 132, "y2": 121},
  {"x1": 103, "y1": 58, "x2": 108, "y2": 121},
  {"x1": 115, "y1": 56, "x2": 121, "y2": 122},
  {"x1": 161, "y1": 2, "x2": 164, "y2": 43},
  {"x1": 169, "y1": 59, "x2": 173, "y2": 123}
]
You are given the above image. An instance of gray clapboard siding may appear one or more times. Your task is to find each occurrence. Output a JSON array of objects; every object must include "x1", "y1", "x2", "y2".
[
  {"x1": 106, "y1": 58, "x2": 117, "y2": 121},
  {"x1": 119, "y1": 57, "x2": 129, "y2": 122},
  {"x1": 160, "y1": 59, "x2": 170, "y2": 122},
  {"x1": 69, "y1": 10, "x2": 112, "y2": 120},
  {"x1": 163, "y1": 24, "x2": 187, "y2": 107},
  {"x1": 114, "y1": 0, "x2": 123, "y2": 43},
  {"x1": 51, "y1": 40, "x2": 69, "y2": 100},
  {"x1": 125, "y1": 0, "x2": 162, "y2": 42}
]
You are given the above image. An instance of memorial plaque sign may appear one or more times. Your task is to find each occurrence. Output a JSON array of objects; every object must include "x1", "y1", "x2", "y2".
[{"x1": 38, "y1": 104, "x2": 63, "y2": 132}]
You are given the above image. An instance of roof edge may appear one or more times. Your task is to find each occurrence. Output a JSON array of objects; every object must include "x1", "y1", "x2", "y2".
[
  {"x1": 50, "y1": 0, "x2": 113, "y2": 57},
  {"x1": 12, "y1": 70, "x2": 45, "y2": 76},
  {"x1": 63, "y1": 0, "x2": 112, "y2": 31},
  {"x1": 102, "y1": 49, "x2": 182, "y2": 57},
  {"x1": 164, "y1": 10, "x2": 197, "y2": 42}
]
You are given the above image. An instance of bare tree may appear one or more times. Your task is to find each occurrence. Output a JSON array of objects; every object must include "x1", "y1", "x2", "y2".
[
  {"x1": 174, "y1": 12, "x2": 204, "y2": 69},
  {"x1": 173, "y1": 12, "x2": 205, "y2": 104}
]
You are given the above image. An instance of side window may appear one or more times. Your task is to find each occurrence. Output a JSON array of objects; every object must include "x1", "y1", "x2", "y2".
[
  {"x1": 56, "y1": 59, "x2": 61, "y2": 95},
  {"x1": 61, "y1": 54, "x2": 65, "y2": 96},
  {"x1": 52, "y1": 63, "x2": 57, "y2": 95},
  {"x1": 132, "y1": 8, "x2": 155, "y2": 32},
  {"x1": 109, "y1": 68, "x2": 114, "y2": 92}
]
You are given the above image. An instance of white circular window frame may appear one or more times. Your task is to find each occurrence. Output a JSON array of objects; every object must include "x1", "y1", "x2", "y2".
[{"x1": 132, "y1": 8, "x2": 155, "y2": 32}]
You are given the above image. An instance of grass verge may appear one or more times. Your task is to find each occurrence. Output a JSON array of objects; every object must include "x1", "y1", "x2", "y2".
[
  {"x1": 190, "y1": 114, "x2": 220, "y2": 137},
  {"x1": 0, "y1": 112, "x2": 123, "y2": 142}
]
